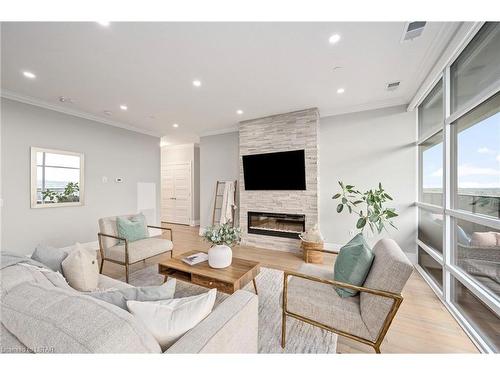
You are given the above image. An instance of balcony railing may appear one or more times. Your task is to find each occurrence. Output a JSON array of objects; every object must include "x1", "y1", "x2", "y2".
[{"x1": 422, "y1": 191, "x2": 500, "y2": 219}]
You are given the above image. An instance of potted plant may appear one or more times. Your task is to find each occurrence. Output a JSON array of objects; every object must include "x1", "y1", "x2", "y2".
[
  {"x1": 203, "y1": 224, "x2": 241, "y2": 268},
  {"x1": 332, "y1": 181, "x2": 398, "y2": 237}
]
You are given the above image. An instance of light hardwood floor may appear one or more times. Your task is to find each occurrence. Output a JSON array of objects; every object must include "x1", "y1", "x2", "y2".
[{"x1": 101, "y1": 223, "x2": 479, "y2": 354}]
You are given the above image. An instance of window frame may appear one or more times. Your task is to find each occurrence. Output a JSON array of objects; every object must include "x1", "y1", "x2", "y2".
[
  {"x1": 415, "y1": 22, "x2": 500, "y2": 353},
  {"x1": 30, "y1": 147, "x2": 85, "y2": 208}
]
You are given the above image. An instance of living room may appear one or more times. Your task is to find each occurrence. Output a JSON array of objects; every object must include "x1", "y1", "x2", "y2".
[{"x1": 1, "y1": 0, "x2": 499, "y2": 372}]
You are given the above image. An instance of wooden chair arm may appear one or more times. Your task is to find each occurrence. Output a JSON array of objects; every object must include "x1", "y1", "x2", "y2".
[
  {"x1": 98, "y1": 232, "x2": 127, "y2": 242},
  {"x1": 97, "y1": 232, "x2": 129, "y2": 263},
  {"x1": 283, "y1": 269, "x2": 402, "y2": 301},
  {"x1": 147, "y1": 225, "x2": 173, "y2": 241}
]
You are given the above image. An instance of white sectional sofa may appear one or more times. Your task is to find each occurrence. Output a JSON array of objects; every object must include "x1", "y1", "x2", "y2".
[{"x1": 0, "y1": 258, "x2": 258, "y2": 353}]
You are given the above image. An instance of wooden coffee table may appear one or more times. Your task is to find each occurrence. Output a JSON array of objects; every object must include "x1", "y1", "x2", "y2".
[{"x1": 158, "y1": 251, "x2": 260, "y2": 295}]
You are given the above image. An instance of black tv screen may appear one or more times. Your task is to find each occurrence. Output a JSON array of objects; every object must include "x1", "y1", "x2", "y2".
[{"x1": 242, "y1": 150, "x2": 306, "y2": 190}]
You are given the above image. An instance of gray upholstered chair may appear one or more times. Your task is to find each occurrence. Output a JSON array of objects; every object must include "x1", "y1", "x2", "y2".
[
  {"x1": 98, "y1": 215, "x2": 173, "y2": 283},
  {"x1": 281, "y1": 238, "x2": 413, "y2": 353}
]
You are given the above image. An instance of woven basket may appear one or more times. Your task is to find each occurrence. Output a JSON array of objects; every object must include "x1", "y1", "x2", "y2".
[{"x1": 301, "y1": 239, "x2": 324, "y2": 264}]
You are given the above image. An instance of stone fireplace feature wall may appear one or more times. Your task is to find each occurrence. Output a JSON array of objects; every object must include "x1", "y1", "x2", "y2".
[{"x1": 239, "y1": 108, "x2": 319, "y2": 252}]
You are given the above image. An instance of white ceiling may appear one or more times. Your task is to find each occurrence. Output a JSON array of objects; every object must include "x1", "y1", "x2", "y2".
[{"x1": 1, "y1": 22, "x2": 460, "y2": 143}]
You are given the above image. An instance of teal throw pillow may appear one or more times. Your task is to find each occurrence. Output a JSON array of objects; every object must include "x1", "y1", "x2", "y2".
[
  {"x1": 116, "y1": 214, "x2": 149, "y2": 243},
  {"x1": 333, "y1": 233, "x2": 375, "y2": 298}
]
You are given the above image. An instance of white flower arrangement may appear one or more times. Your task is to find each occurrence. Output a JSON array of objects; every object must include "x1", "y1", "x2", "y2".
[{"x1": 203, "y1": 224, "x2": 241, "y2": 246}]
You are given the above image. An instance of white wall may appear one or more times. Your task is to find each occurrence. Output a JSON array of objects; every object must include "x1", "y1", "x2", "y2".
[
  {"x1": 320, "y1": 105, "x2": 417, "y2": 254},
  {"x1": 1, "y1": 98, "x2": 161, "y2": 255},
  {"x1": 199, "y1": 132, "x2": 239, "y2": 230}
]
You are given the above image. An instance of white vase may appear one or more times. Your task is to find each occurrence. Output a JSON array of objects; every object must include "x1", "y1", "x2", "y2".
[{"x1": 208, "y1": 244, "x2": 232, "y2": 269}]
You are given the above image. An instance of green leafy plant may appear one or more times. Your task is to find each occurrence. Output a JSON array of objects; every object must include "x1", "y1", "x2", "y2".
[
  {"x1": 42, "y1": 182, "x2": 80, "y2": 203},
  {"x1": 203, "y1": 224, "x2": 241, "y2": 246},
  {"x1": 332, "y1": 181, "x2": 398, "y2": 235}
]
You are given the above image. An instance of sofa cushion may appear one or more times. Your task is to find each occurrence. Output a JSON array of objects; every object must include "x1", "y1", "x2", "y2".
[
  {"x1": 334, "y1": 233, "x2": 374, "y2": 297},
  {"x1": 1, "y1": 282, "x2": 161, "y2": 353},
  {"x1": 31, "y1": 244, "x2": 68, "y2": 273},
  {"x1": 62, "y1": 245, "x2": 99, "y2": 292},
  {"x1": 360, "y1": 239, "x2": 413, "y2": 340},
  {"x1": 105, "y1": 237, "x2": 173, "y2": 263},
  {"x1": 1, "y1": 264, "x2": 58, "y2": 292},
  {"x1": 1, "y1": 323, "x2": 31, "y2": 353},
  {"x1": 89, "y1": 279, "x2": 176, "y2": 310},
  {"x1": 287, "y1": 263, "x2": 372, "y2": 340},
  {"x1": 127, "y1": 289, "x2": 217, "y2": 351}
]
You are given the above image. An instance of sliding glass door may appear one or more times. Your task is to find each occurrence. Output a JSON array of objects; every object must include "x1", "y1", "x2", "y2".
[{"x1": 416, "y1": 22, "x2": 500, "y2": 353}]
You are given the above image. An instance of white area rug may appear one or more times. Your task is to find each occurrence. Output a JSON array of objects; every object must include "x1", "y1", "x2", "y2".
[{"x1": 125, "y1": 265, "x2": 338, "y2": 353}]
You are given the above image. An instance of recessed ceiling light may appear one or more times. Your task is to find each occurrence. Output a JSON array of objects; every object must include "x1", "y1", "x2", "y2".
[
  {"x1": 97, "y1": 21, "x2": 110, "y2": 27},
  {"x1": 120, "y1": 105, "x2": 128, "y2": 111},
  {"x1": 23, "y1": 71, "x2": 36, "y2": 79},
  {"x1": 337, "y1": 88, "x2": 345, "y2": 94},
  {"x1": 172, "y1": 123, "x2": 179, "y2": 128},
  {"x1": 58, "y1": 96, "x2": 74, "y2": 103},
  {"x1": 104, "y1": 110, "x2": 112, "y2": 116},
  {"x1": 329, "y1": 34, "x2": 341, "y2": 44},
  {"x1": 236, "y1": 110, "x2": 244, "y2": 115},
  {"x1": 192, "y1": 80, "x2": 202, "y2": 87}
]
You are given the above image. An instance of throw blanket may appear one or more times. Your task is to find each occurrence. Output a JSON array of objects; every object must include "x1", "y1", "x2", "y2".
[
  {"x1": 0, "y1": 251, "x2": 46, "y2": 270},
  {"x1": 219, "y1": 180, "x2": 236, "y2": 225}
]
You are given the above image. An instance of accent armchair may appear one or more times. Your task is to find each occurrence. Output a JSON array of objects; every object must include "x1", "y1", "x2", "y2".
[
  {"x1": 282, "y1": 238, "x2": 413, "y2": 353},
  {"x1": 98, "y1": 215, "x2": 174, "y2": 283}
]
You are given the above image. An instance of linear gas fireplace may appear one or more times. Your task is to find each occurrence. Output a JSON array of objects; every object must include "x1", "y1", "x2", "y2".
[{"x1": 247, "y1": 211, "x2": 305, "y2": 239}]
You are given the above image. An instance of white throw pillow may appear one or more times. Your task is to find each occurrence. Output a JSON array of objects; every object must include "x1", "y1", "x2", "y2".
[
  {"x1": 126, "y1": 289, "x2": 217, "y2": 350},
  {"x1": 62, "y1": 243, "x2": 99, "y2": 291}
]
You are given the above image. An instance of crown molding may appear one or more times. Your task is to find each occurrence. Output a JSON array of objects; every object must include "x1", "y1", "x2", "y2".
[
  {"x1": 1, "y1": 90, "x2": 161, "y2": 138},
  {"x1": 199, "y1": 125, "x2": 239, "y2": 137},
  {"x1": 321, "y1": 97, "x2": 410, "y2": 118}
]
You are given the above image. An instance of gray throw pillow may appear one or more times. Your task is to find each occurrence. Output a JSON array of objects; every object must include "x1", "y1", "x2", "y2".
[
  {"x1": 334, "y1": 233, "x2": 375, "y2": 298},
  {"x1": 88, "y1": 278, "x2": 176, "y2": 310},
  {"x1": 31, "y1": 245, "x2": 68, "y2": 274}
]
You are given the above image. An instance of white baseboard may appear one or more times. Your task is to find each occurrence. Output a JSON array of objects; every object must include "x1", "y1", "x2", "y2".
[{"x1": 323, "y1": 242, "x2": 342, "y2": 251}]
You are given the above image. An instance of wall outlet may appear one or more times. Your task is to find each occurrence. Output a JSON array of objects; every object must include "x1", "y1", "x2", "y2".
[
  {"x1": 102, "y1": 176, "x2": 108, "y2": 183},
  {"x1": 115, "y1": 177, "x2": 123, "y2": 183}
]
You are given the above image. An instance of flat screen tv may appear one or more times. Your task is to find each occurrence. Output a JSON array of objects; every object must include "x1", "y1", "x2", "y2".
[{"x1": 242, "y1": 150, "x2": 306, "y2": 190}]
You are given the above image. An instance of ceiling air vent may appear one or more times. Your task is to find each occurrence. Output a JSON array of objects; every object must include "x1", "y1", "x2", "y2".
[
  {"x1": 401, "y1": 21, "x2": 427, "y2": 42},
  {"x1": 386, "y1": 81, "x2": 401, "y2": 91}
]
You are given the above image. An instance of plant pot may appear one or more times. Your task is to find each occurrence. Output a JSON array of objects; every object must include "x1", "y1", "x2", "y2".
[
  {"x1": 301, "y1": 240, "x2": 324, "y2": 264},
  {"x1": 208, "y1": 244, "x2": 232, "y2": 269}
]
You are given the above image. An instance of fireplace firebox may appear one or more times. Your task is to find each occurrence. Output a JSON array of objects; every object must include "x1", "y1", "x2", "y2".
[{"x1": 247, "y1": 211, "x2": 305, "y2": 239}]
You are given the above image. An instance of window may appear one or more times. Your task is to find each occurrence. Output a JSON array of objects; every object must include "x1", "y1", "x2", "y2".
[
  {"x1": 418, "y1": 208, "x2": 443, "y2": 253},
  {"x1": 455, "y1": 92, "x2": 500, "y2": 219},
  {"x1": 420, "y1": 131, "x2": 443, "y2": 206},
  {"x1": 418, "y1": 79, "x2": 443, "y2": 139},
  {"x1": 451, "y1": 22, "x2": 500, "y2": 113},
  {"x1": 416, "y1": 22, "x2": 500, "y2": 353},
  {"x1": 451, "y1": 277, "x2": 500, "y2": 351},
  {"x1": 418, "y1": 246, "x2": 443, "y2": 289},
  {"x1": 31, "y1": 147, "x2": 84, "y2": 208},
  {"x1": 454, "y1": 218, "x2": 500, "y2": 301}
]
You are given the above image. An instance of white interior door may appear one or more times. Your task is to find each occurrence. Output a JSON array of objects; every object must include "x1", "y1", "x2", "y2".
[{"x1": 161, "y1": 162, "x2": 192, "y2": 225}]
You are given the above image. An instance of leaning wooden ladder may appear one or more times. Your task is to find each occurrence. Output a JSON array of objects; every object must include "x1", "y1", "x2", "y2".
[{"x1": 211, "y1": 180, "x2": 238, "y2": 227}]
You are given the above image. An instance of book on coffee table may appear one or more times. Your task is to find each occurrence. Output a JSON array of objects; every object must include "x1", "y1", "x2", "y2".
[{"x1": 182, "y1": 252, "x2": 208, "y2": 266}]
